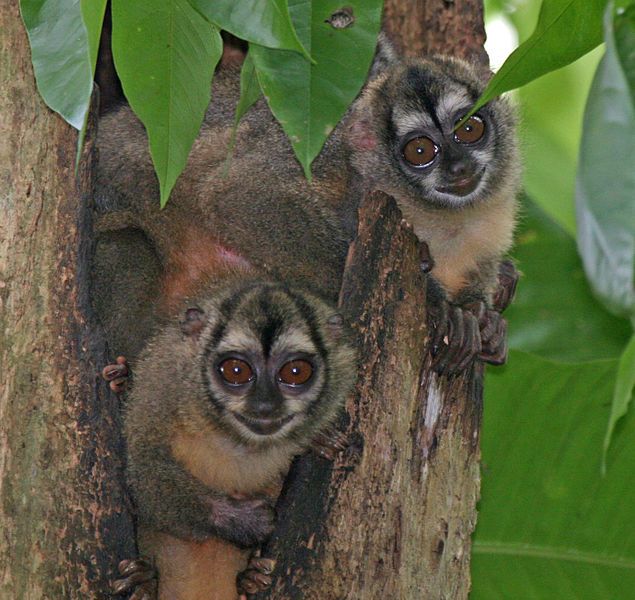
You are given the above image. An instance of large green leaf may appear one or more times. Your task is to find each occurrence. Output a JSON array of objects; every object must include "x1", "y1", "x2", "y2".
[
  {"x1": 603, "y1": 334, "x2": 635, "y2": 471},
  {"x1": 250, "y1": 0, "x2": 382, "y2": 177},
  {"x1": 474, "y1": 351, "x2": 635, "y2": 599},
  {"x1": 80, "y1": 0, "x2": 107, "y2": 75},
  {"x1": 576, "y1": 2, "x2": 635, "y2": 319},
  {"x1": 20, "y1": 0, "x2": 97, "y2": 129},
  {"x1": 614, "y1": 1, "x2": 635, "y2": 104},
  {"x1": 190, "y1": 0, "x2": 308, "y2": 57},
  {"x1": 473, "y1": 0, "x2": 607, "y2": 114},
  {"x1": 111, "y1": 0, "x2": 222, "y2": 206},
  {"x1": 506, "y1": 197, "x2": 630, "y2": 362}
]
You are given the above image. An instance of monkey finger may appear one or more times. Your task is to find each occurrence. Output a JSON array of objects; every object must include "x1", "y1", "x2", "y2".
[
  {"x1": 129, "y1": 582, "x2": 158, "y2": 600},
  {"x1": 311, "y1": 428, "x2": 349, "y2": 460},
  {"x1": 427, "y1": 300, "x2": 449, "y2": 356},
  {"x1": 118, "y1": 557, "x2": 153, "y2": 577},
  {"x1": 432, "y1": 306, "x2": 465, "y2": 375},
  {"x1": 479, "y1": 318, "x2": 508, "y2": 365},
  {"x1": 455, "y1": 311, "x2": 482, "y2": 373},
  {"x1": 493, "y1": 259, "x2": 519, "y2": 312},
  {"x1": 102, "y1": 357, "x2": 129, "y2": 381},
  {"x1": 478, "y1": 309, "x2": 500, "y2": 343}
]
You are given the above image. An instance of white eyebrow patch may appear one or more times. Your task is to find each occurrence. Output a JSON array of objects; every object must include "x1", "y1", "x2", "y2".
[
  {"x1": 436, "y1": 88, "x2": 472, "y2": 122},
  {"x1": 392, "y1": 108, "x2": 435, "y2": 137}
]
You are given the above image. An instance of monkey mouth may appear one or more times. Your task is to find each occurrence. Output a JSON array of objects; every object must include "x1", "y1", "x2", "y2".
[
  {"x1": 232, "y1": 412, "x2": 295, "y2": 436},
  {"x1": 435, "y1": 168, "x2": 484, "y2": 197}
]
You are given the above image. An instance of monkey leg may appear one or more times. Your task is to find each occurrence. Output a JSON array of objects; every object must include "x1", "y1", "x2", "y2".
[
  {"x1": 113, "y1": 557, "x2": 157, "y2": 599},
  {"x1": 102, "y1": 355, "x2": 129, "y2": 393},
  {"x1": 139, "y1": 529, "x2": 251, "y2": 600},
  {"x1": 236, "y1": 555, "x2": 276, "y2": 596},
  {"x1": 492, "y1": 259, "x2": 519, "y2": 313}
]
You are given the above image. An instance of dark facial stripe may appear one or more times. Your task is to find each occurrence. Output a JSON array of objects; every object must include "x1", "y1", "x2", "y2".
[
  {"x1": 405, "y1": 67, "x2": 443, "y2": 133},
  {"x1": 257, "y1": 288, "x2": 284, "y2": 359}
]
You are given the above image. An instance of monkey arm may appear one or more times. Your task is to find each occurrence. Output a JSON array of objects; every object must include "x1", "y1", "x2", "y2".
[{"x1": 127, "y1": 444, "x2": 275, "y2": 549}]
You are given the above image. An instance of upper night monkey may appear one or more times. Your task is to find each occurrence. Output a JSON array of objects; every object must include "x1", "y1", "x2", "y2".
[{"x1": 345, "y1": 50, "x2": 520, "y2": 369}]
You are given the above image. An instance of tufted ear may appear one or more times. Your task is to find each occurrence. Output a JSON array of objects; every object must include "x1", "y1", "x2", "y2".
[
  {"x1": 180, "y1": 306, "x2": 205, "y2": 338},
  {"x1": 368, "y1": 33, "x2": 399, "y2": 80}
]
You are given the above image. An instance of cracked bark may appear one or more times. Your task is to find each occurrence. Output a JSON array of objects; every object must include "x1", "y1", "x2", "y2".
[{"x1": 0, "y1": 3, "x2": 135, "y2": 597}]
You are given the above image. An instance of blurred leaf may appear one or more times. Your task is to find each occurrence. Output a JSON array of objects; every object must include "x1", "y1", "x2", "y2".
[
  {"x1": 614, "y1": 1, "x2": 635, "y2": 105},
  {"x1": 475, "y1": 351, "x2": 635, "y2": 599},
  {"x1": 473, "y1": 0, "x2": 607, "y2": 114},
  {"x1": 576, "y1": 3, "x2": 635, "y2": 318},
  {"x1": 518, "y1": 47, "x2": 603, "y2": 235},
  {"x1": 20, "y1": 0, "x2": 95, "y2": 129},
  {"x1": 250, "y1": 0, "x2": 382, "y2": 177},
  {"x1": 507, "y1": 197, "x2": 630, "y2": 361},
  {"x1": 111, "y1": 0, "x2": 222, "y2": 206},
  {"x1": 190, "y1": 0, "x2": 309, "y2": 58},
  {"x1": 80, "y1": 0, "x2": 108, "y2": 74},
  {"x1": 603, "y1": 334, "x2": 635, "y2": 472}
]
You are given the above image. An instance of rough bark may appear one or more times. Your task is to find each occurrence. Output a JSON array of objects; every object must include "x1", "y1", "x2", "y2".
[
  {"x1": 383, "y1": 0, "x2": 489, "y2": 67},
  {"x1": 0, "y1": 3, "x2": 135, "y2": 598}
]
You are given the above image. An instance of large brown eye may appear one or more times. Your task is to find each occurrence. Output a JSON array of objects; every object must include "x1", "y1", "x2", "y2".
[
  {"x1": 218, "y1": 358, "x2": 254, "y2": 386},
  {"x1": 402, "y1": 136, "x2": 438, "y2": 167},
  {"x1": 454, "y1": 115, "x2": 485, "y2": 144},
  {"x1": 277, "y1": 360, "x2": 313, "y2": 386}
]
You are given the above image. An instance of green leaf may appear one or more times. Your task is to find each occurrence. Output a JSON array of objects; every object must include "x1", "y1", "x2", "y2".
[
  {"x1": 80, "y1": 0, "x2": 108, "y2": 74},
  {"x1": 603, "y1": 334, "x2": 635, "y2": 472},
  {"x1": 20, "y1": 0, "x2": 95, "y2": 129},
  {"x1": 474, "y1": 351, "x2": 635, "y2": 599},
  {"x1": 225, "y1": 52, "x2": 262, "y2": 171},
  {"x1": 614, "y1": 1, "x2": 635, "y2": 104},
  {"x1": 111, "y1": 0, "x2": 222, "y2": 206},
  {"x1": 506, "y1": 197, "x2": 631, "y2": 362},
  {"x1": 576, "y1": 2, "x2": 635, "y2": 318},
  {"x1": 473, "y1": 0, "x2": 607, "y2": 114},
  {"x1": 190, "y1": 0, "x2": 308, "y2": 58},
  {"x1": 250, "y1": 0, "x2": 382, "y2": 177}
]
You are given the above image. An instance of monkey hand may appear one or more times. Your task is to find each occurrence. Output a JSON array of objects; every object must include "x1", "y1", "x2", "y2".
[
  {"x1": 428, "y1": 300, "x2": 482, "y2": 376},
  {"x1": 101, "y1": 356, "x2": 129, "y2": 393},
  {"x1": 237, "y1": 555, "x2": 276, "y2": 597},
  {"x1": 492, "y1": 259, "x2": 520, "y2": 313},
  {"x1": 205, "y1": 494, "x2": 275, "y2": 549},
  {"x1": 310, "y1": 427, "x2": 350, "y2": 461},
  {"x1": 112, "y1": 557, "x2": 157, "y2": 599}
]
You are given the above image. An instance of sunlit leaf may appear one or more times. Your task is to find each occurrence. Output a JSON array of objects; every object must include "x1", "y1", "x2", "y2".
[
  {"x1": 614, "y1": 1, "x2": 635, "y2": 107},
  {"x1": 475, "y1": 351, "x2": 635, "y2": 599},
  {"x1": 602, "y1": 334, "x2": 635, "y2": 473},
  {"x1": 20, "y1": 0, "x2": 95, "y2": 129},
  {"x1": 473, "y1": 0, "x2": 607, "y2": 114},
  {"x1": 190, "y1": 0, "x2": 309, "y2": 58},
  {"x1": 250, "y1": 0, "x2": 382, "y2": 177},
  {"x1": 111, "y1": 0, "x2": 222, "y2": 206},
  {"x1": 80, "y1": 0, "x2": 107, "y2": 74},
  {"x1": 576, "y1": 2, "x2": 635, "y2": 318}
]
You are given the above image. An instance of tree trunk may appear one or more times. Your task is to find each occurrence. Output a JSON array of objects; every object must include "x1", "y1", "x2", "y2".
[
  {"x1": 0, "y1": 3, "x2": 135, "y2": 598},
  {"x1": 256, "y1": 3, "x2": 488, "y2": 599}
]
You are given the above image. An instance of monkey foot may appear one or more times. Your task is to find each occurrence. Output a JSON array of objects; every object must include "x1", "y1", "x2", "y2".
[
  {"x1": 492, "y1": 259, "x2": 519, "y2": 313},
  {"x1": 102, "y1": 356, "x2": 129, "y2": 393},
  {"x1": 112, "y1": 557, "x2": 157, "y2": 600},
  {"x1": 237, "y1": 557, "x2": 276, "y2": 597},
  {"x1": 311, "y1": 428, "x2": 349, "y2": 460},
  {"x1": 429, "y1": 301, "x2": 481, "y2": 376}
]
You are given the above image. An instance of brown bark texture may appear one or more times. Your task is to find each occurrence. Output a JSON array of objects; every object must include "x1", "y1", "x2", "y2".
[
  {"x1": 382, "y1": 0, "x2": 489, "y2": 67},
  {"x1": 0, "y1": 3, "x2": 135, "y2": 598}
]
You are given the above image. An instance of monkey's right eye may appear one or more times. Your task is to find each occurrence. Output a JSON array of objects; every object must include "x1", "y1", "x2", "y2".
[
  {"x1": 218, "y1": 358, "x2": 254, "y2": 386},
  {"x1": 402, "y1": 136, "x2": 439, "y2": 167}
]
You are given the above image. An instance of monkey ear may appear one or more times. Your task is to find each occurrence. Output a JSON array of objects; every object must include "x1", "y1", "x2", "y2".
[
  {"x1": 326, "y1": 313, "x2": 345, "y2": 339},
  {"x1": 180, "y1": 306, "x2": 205, "y2": 338},
  {"x1": 368, "y1": 32, "x2": 398, "y2": 80}
]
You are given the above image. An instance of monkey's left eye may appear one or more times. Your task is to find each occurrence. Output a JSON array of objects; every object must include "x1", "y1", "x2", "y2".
[
  {"x1": 454, "y1": 115, "x2": 485, "y2": 144},
  {"x1": 277, "y1": 360, "x2": 313, "y2": 387},
  {"x1": 218, "y1": 358, "x2": 254, "y2": 386},
  {"x1": 402, "y1": 136, "x2": 439, "y2": 167}
]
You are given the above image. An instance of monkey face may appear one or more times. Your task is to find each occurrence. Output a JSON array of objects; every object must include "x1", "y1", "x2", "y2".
[
  {"x1": 192, "y1": 282, "x2": 353, "y2": 445},
  {"x1": 348, "y1": 56, "x2": 518, "y2": 211}
]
